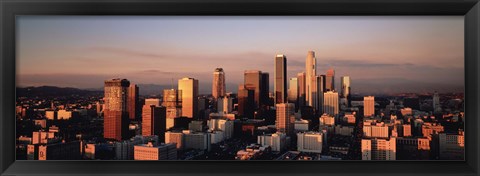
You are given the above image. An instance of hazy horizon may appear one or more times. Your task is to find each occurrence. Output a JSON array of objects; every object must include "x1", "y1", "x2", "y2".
[{"x1": 16, "y1": 16, "x2": 465, "y2": 95}]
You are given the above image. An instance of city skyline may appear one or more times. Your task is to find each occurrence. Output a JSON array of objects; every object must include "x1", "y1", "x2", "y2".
[
  {"x1": 16, "y1": 16, "x2": 466, "y2": 161},
  {"x1": 17, "y1": 16, "x2": 464, "y2": 95}
]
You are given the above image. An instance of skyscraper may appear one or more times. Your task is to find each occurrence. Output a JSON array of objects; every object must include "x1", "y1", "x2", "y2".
[
  {"x1": 276, "y1": 103, "x2": 295, "y2": 136},
  {"x1": 178, "y1": 77, "x2": 199, "y2": 119},
  {"x1": 274, "y1": 54, "x2": 287, "y2": 104},
  {"x1": 305, "y1": 51, "x2": 317, "y2": 108},
  {"x1": 142, "y1": 105, "x2": 166, "y2": 142},
  {"x1": 326, "y1": 68, "x2": 335, "y2": 91},
  {"x1": 288, "y1": 78, "x2": 298, "y2": 105},
  {"x1": 261, "y1": 72, "x2": 270, "y2": 106},
  {"x1": 238, "y1": 85, "x2": 255, "y2": 118},
  {"x1": 297, "y1": 72, "x2": 306, "y2": 110},
  {"x1": 364, "y1": 96, "x2": 375, "y2": 117},
  {"x1": 340, "y1": 76, "x2": 351, "y2": 106},
  {"x1": 212, "y1": 68, "x2": 226, "y2": 100},
  {"x1": 128, "y1": 84, "x2": 139, "y2": 120},
  {"x1": 104, "y1": 78, "x2": 130, "y2": 141},
  {"x1": 162, "y1": 89, "x2": 182, "y2": 129},
  {"x1": 162, "y1": 89, "x2": 182, "y2": 118},
  {"x1": 244, "y1": 70, "x2": 262, "y2": 109},
  {"x1": 315, "y1": 75, "x2": 325, "y2": 114},
  {"x1": 323, "y1": 91, "x2": 339, "y2": 116}
]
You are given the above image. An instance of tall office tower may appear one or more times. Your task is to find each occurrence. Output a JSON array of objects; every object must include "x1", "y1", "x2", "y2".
[
  {"x1": 288, "y1": 78, "x2": 298, "y2": 105},
  {"x1": 326, "y1": 68, "x2": 335, "y2": 91},
  {"x1": 276, "y1": 103, "x2": 295, "y2": 136},
  {"x1": 104, "y1": 78, "x2": 130, "y2": 141},
  {"x1": 340, "y1": 76, "x2": 351, "y2": 106},
  {"x1": 244, "y1": 70, "x2": 262, "y2": 109},
  {"x1": 142, "y1": 105, "x2": 166, "y2": 142},
  {"x1": 162, "y1": 89, "x2": 182, "y2": 119},
  {"x1": 274, "y1": 54, "x2": 287, "y2": 104},
  {"x1": 313, "y1": 75, "x2": 325, "y2": 114},
  {"x1": 433, "y1": 91, "x2": 441, "y2": 113},
  {"x1": 364, "y1": 96, "x2": 375, "y2": 117},
  {"x1": 212, "y1": 68, "x2": 226, "y2": 100},
  {"x1": 305, "y1": 51, "x2": 317, "y2": 108},
  {"x1": 238, "y1": 85, "x2": 255, "y2": 118},
  {"x1": 297, "y1": 72, "x2": 306, "y2": 109},
  {"x1": 323, "y1": 91, "x2": 339, "y2": 116},
  {"x1": 261, "y1": 73, "x2": 270, "y2": 106},
  {"x1": 178, "y1": 77, "x2": 199, "y2": 119},
  {"x1": 128, "y1": 84, "x2": 139, "y2": 120}
]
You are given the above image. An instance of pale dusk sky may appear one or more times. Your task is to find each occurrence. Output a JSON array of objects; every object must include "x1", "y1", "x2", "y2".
[{"x1": 17, "y1": 16, "x2": 464, "y2": 94}]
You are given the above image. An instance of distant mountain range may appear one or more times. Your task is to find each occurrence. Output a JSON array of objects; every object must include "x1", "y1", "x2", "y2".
[
  {"x1": 17, "y1": 78, "x2": 464, "y2": 98},
  {"x1": 17, "y1": 84, "x2": 181, "y2": 97},
  {"x1": 16, "y1": 86, "x2": 102, "y2": 98},
  {"x1": 83, "y1": 83, "x2": 239, "y2": 96}
]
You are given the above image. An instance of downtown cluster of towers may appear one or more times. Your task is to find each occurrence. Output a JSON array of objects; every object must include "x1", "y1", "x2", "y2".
[
  {"x1": 230, "y1": 51, "x2": 351, "y2": 118},
  {"x1": 102, "y1": 50, "x2": 352, "y2": 141}
]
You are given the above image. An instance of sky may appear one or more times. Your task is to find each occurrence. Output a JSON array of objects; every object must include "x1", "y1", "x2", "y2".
[{"x1": 16, "y1": 16, "x2": 464, "y2": 95}]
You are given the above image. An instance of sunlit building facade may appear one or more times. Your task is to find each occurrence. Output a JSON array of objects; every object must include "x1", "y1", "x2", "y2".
[
  {"x1": 128, "y1": 84, "x2": 139, "y2": 120},
  {"x1": 141, "y1": 105, "x2": 166, "y2": 142},
  {"x1": 305, "y1": 51, "x2": 317, "y2": 109},
  {"x1": 364, "y1": 96, "x2": 375, "y2": 117},
  {"x1": 162, "y1": 89, "x2": 182, "y2": 129},
  {"x1": 178, "y1": 77, "x2": 199, "y2": 119},
  {"x1": 212, "y1": 68, "x2": 226, "y2": 100},
  {"x1": 104, "y1": 78, "x2": 130, "y2": 141},
  {"x1": 165, "y1": 131, "x2": 184, "y2": 150},
  {"x1": 361, "y1": 138, "x2": 396, "y2": 160},
  {"x1": 325, "y1": 68, "x2": 335, "y2": 91},
  {"x1": 134, "y1": 142, "x2": 177, "y2": 160},
  {"x1": 145, "y1": 98, "x2": 161, "y2": 107}
]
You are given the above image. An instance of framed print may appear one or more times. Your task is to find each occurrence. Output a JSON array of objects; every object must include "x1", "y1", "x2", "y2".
[{"x1": 1, "y1": 0, "x2": 479, "y2": 176}]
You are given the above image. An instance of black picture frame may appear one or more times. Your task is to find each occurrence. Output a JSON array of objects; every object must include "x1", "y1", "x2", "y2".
[{"x1": 1, "y1": 0, "x2": 479, "y2": 175}]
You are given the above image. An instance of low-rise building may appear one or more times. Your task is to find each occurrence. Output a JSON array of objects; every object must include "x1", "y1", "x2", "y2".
[
  {"x1": 183, "y1": 130, "x2": 211, "y2": 151},
  {"x1": 134, "y1": 142, "x2": 177, "y2": 160},
  {"x1": 257, "y1": 132, "x2": 287, "y2": 152},
  {"x1": 165, "y1": 131, "x2": 184, "y2": 150},
  {"x1": 361, "y1": 138, "x2": 396, "y2": 160},
  {"x1": 297, "y1": 131, "x2": 323, "y2": 153},
  {"x1": 439, "y1": 131, "x2": 464, "y2": 160}
]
